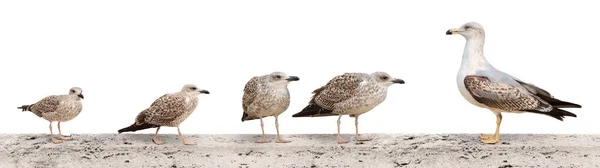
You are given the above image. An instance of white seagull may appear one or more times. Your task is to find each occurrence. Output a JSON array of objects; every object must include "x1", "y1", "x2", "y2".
[{"x1": 446, "y1": 22, "x2": 581, "y2": 144}]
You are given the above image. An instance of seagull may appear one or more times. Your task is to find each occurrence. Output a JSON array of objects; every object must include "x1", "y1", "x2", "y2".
[
  {"x1": 118, "y1": 84, "x2": 209, "y2": 145},
  {"x1": 446, "y1": 22, "x2": 581, "y2": 144},
  {"x1": 292, "y1": 72, "x2": 404, "y2": 144},
  {"x1": 18, "y1": 87, "x2": 84, "y2": 144},
  {"x1": 241, "y1": 72, "x2": 299, "y2": 143}
]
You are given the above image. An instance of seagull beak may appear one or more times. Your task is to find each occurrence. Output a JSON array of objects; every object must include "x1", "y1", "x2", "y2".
[
  {"x1": 446, "y1": 28, "x2": 459, "y2": 35},
  {"x1": 199, "y1": 90, "x2": 210, "y2": 94},
  {"x1": 286, "y1": 76, "x2": 300, "y2": 81},
  {"x1": 391, "y1": 79, "x2": 405, "y2": 84},
  {"x1": 78, "y1": 94, "x2": 84, "y2": 99}
]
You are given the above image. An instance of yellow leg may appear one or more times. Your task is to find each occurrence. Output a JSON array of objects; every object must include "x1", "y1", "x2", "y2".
[
  {"x1": 336, "y1": 114, "x2": 348, "y2": 144},
  {"x1": 177, "y1": 126, "x2": 196, "y2": 145},
  {"x1": 354, "y1": 115, "x2": 372, "y2": 141},
  {"x1": 481, "y1": 114, "x2": 502, "y2": 144},
  {"x1": 274, "y1": 115, "x2": 290, "y2": 143},
  {"x1": 57, "y1": 122, "x2": 72, "y2": 140},
  {"x1": 152, "y1": 127, "x2": 165, "y2": 145},
  {"x1": 49, "y1": 122, "x2": 62, "y2": 144},
  {"x1": 256, "y1": 117, "x2": 271, "y2": 143}
]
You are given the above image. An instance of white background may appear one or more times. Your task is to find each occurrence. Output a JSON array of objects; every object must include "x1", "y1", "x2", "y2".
[{"x1": 0, "y1": 0, "x2": 598, "y2": 135}]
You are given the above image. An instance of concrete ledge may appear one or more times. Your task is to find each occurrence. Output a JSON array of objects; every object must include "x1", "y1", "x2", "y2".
[{"x1": 1, "y1": 134, "x2": 600, "y2": 167}]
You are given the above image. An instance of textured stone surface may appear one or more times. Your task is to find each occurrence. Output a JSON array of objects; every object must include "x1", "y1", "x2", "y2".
[{"x1": 1, "y1": 134, "x2": 600, "y2": 168}]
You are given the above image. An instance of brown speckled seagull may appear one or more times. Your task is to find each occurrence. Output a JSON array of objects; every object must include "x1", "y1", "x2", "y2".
[
  {"x1": 447, "y1": 22, "x2": 581, "y2": 144},
  {"x1": 292, "y1": 72, "x2": 404, "y2": 144},
  {"x1": 242, "y1": 72, "x2": 299, "y2": 143},
  {"x1": 18, "y1": 87, "x2": 84, "y2": 144},
  {"x1": 118, "y1": 84, "x2": 209, "y2": 145}
]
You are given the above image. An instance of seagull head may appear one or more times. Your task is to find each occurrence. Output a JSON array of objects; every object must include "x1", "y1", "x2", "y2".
[
  {"x1": 371, "y1": 72, "x2": 405, "y2": 87},
  {"x1": 69, "y1": 87, "x2": 84, "y2": 99},
  {"x1": 182, "y1": 84, "x2": 210, "y2": 95},
  {"x1": 446, "y1": 22, "x2": 485, "y2": 39},
  {"x1": 267, "y1": 71, "x2": 299, "y2": 87}
]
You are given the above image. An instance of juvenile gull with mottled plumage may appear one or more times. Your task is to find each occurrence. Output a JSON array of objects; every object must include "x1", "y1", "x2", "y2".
[
  {"x1": 292, "y1": 72, "x2": 404, "y2": 144},
  {"x1": 446, "y1": 22, "x2": 581, "y2": 144},
  {"x1": 241, "y1": 72, "x2": 299, "y2": 143},
  {"x1": 118, "y1": 84, "x2": 209, "y2": 145},
  {"x1": 18, "y1": 87, "x2": 84, "y2": 144}
]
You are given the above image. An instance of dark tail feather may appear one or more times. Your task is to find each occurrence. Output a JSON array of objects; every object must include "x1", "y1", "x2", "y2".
[
  {"x1": 17, "y1": 105, "x2": 30, "y2": 112},
  {"x1": 241, "y1": 112, "x2": 260, "y2": 122},
  {"x1": 241, "y1": 112, "x2": 248, "y2": 122},
  {"x1": 538, "y1": 95, "x2": 582, "y2": 108},
  {"x1": 118, "y1": 123, "x2": 158, "y2": 134},
  {"x1": 550, "y1": 101, "x2": 582, "y2": 108},
  {"x1": 292, "y1": 104, "x2": 335, "y2": 117},
  {"x1": 528, "y1": 108, "x2": 577, "y2": 121}
]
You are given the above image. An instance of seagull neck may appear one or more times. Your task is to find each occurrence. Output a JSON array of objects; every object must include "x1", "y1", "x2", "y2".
[{"x1": 460, "y1": 37, "x2": 490, "y2": 71}]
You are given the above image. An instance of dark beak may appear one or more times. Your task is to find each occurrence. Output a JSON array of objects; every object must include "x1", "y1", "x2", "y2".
[
  {"x1": 200, "y1": 90, "x2": 210, "y2": 94},
  {"x1": 78, "y1": 94, "x2": 84, "y2": 99},
  {"x1": 446, "y1": 29, "x2": 452, "y2": 35},
  {"x1": 286, "y1": 76, "x2": 300, "y2": 81},
  {"x1": 392, "y1": 79, "x2": 405, "y2": 84}
]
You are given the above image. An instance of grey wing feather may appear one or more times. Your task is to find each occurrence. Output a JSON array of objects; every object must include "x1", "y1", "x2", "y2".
[
  {"x1": 479, "y1": 69, "x2": 580, "y2": 108},
  {"x1": 464, "y1": 75, "x2": 552, "y2": 113},
  {"x1": 514, "y1": 79, "x2": 552, "y2": 97}
]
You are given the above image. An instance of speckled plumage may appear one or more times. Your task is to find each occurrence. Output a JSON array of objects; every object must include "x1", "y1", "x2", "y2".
[
  {"x1": 293, "y1": 72, "x2": 403, "y2": 144},
  {"x1": 464, "y1": 75, "x2": 552, "y2": 113},
  {"x1": 241, "y1": 72, "x2": 299, "y2": 143},
  {"x1": 19, "y1": 87, "x2": 84, "y2": 122},
  {"x1": 135, "y1": 92, "x2": 199, "y2": 127},
  {"x1": 118, "y1": 84, "x2": 209, "y2": 145},
  {"x1": 124, "y1": 84, "x2": 206, "y2": 129},
  {"x1": 242, "y1": 72, "x2": 297, "y2": 121},
  {"x1": 18, "y1": 87, "x2": 84, "y2": 143},
  {"x1": 294, "y1": 72, "x2": 404, "y2": 117}
]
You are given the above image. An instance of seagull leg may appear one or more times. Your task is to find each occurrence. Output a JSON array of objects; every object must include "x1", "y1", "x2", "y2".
[
  {"x1": 481, "y1": 114, "x2": 502, "y2": 144},
  {"x1": 256, "y1": 117, "x2": 271, "y2": 143},
  {"x1": 336, "y1": 114, "x2": 348, "y2": 144},
  {"x1": 49, "y1": 122, "x2": 62, "y2": 144},
  {"x1": 177, "y1": 126, "x2": 196, "y2": 145},
  {"x1": 354, "y1": 115, "x2": 372, "y2": 141},
  {"x1": 57, "y1": 122, "x2": 72, "y2": 140},
  {"x1": 152, "y1": 127, "x2": 165, "y2": 145},
  {"x1": 274, "y1": 115, "x2": 290, "y2": 143}
]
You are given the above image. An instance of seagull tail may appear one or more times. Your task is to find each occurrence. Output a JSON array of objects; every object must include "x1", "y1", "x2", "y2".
[
  {"x1": 117, "y1": 123, "x2": 158, "y2": 134},
  {"x1": 241, "y1": 112, "x2": 260, "y2": 122},
  {"x1": 17, "y1": 105, "x2": 31, "y2": 112},
  {"x1": 538, "y1": 95, "x2": 582, "y2": 108},
  {"x1": 529, "y1": 108, "x2": 577, "y2": 121},
  {"x1": 292, "y1": 104, "x2": 335, "y2": 117}
]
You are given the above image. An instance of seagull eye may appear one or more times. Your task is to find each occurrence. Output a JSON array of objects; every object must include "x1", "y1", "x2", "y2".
[
  {"x1": 381, "y1": 76, "x2": 389, "y2": 80},
  {"x1": 190, "y1": 87, "x2": 197, "y2": 90},
  {"x1": 275, "y1": 75, "x2": 281, "y2": 79},
  {"x1": 464, "y1": 26, "x2": 471, "y2": 29}
]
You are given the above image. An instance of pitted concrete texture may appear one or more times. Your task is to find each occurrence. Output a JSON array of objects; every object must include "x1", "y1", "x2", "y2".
[{"x1": 1, "y1": 134, "x2": 600, "y2": 168}]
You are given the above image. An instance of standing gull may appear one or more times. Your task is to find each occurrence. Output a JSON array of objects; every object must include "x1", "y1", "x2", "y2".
[
  {"x1": 446, "y1": 22, "x2": 581, "y2": 144},
  {"x1": 292, "y1": 72, "x2": 404, "y2": 144},
  {"x1": 118, "y1": 84, "x2": 209, "y2": 145},
  {"x1": 241, "y1": 72, "x2": 299, "y2": 143},
  {"x1": 18, "y1": 87, "x2": 84, "y2": 144}
]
